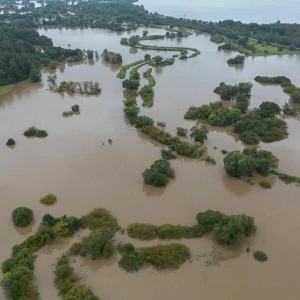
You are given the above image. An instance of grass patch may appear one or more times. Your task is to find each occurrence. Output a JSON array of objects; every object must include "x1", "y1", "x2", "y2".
[
  {"x1": 0, "y1": 84, "x2": 16, "y2": 97},
  {"x1": 143, "y1": 68, "x2": 156, "y2": 87},
  {"x1": 248, "y1": 40, "x2": 300, "y2": 56},
  {"x1": 40, "y1": 193, "x2": 57, "y2": 205}
]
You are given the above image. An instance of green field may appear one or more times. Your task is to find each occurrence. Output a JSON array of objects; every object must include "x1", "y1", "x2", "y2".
[
  {"x1": 248, "y1": 40, "x2": 300, "y2": 57},
  {"x1": 0, "y1": 84, "x2": 16, "y2": 97}
]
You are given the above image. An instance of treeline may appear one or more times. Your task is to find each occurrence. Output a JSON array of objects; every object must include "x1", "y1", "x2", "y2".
[
  {"x1": 0, "y1": 23, "x2": 52, "y2": 85},
  {"x1": 9, "y1": 1, "x2": 300, "y2": 48},
  {"x1": 0, "y1": 19, "x2": 86, "y2": 86}
]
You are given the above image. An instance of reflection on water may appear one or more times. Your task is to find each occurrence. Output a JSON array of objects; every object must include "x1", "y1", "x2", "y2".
[{"x1": 0, "y1": 27, "x2": 300, "y2": 300}]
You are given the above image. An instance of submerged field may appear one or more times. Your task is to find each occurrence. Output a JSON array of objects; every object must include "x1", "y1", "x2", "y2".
[{"x1": 1, "y1": 27, "x2": 300, "y2": 300}]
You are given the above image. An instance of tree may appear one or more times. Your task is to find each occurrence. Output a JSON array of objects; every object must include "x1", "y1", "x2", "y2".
[
  {"x1": 282, "y1": 103, "x2": 298, "y2": 116},
  {"x1": 240, "y1": 130, "x2": 260, "y2": 145},
  {"x1": 259, "y1": 101, "x2": 281, "y2": 118},
  {"x1": 223, "y1": 150, "x2": 257, "y2": 178},
  {"x1": 289, "y1": 91, "x2": 300, "y2": 103},
  {"x1": 30, "y1": 69, "x2": 41, "y2": 83},
  {"x1": 144, "y1": 54, "x2": 151, "y2": 60},
  {"x1": 189, "y1": 125, "x2": 209, "y2": 143},
  {"x1": 142, "y1": 159, "x2": 175, "y2": 187},
  {"x1": 12, "y1": 207, "x2": 34, "y2": 227},
  {"x1": 6, "y1": 138, "x2": 16, "y2": 146},
  {"x1": 82, "y1": 227, "x2": 115, "y2": 260}
]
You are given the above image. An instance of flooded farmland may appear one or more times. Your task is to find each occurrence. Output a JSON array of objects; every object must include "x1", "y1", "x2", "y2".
[{"x1": 1, "y1": 27, "x2": 300, "y2": 300}]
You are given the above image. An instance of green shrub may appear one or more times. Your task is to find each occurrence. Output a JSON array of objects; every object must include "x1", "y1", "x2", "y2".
[
  {"x1": 24, "y1": 127, "x2": 48, "y2": 138},
  {"x1": 224, "y1": 150, "x2": 257, "y2": 178},
  {"x1": 227, "y1": 55, "x2": 245, "y2": 64},
  {"x1": 139, "y1": 243, "x2": 191, "y2": 270},
  {"x1": 240, "y1": 130, "x2": 260, "y2": 145},
  {"x1": 34, "y1": 130, "x2": 48, "y2": 138},
  {"x1": 124, "y1": 105, "x2": 139, "y2": 119},
  {"x1": 6, "y1": 138, "x2": 16, "y2": 146},
  {"x1": 157, "y1": 121, "x2": 166, "y2": 127},
  {"x1": 40, "y1": 193, "x2": 57, "y2": 205},
  {"x1": 161, "y1": 149, "x2": 177, "y2": 160},
  {"x1": 81, "y1": 227, "x2": 115, "y2": 260},
  {"x1": 12, "y1": 207, "x2": 34, "y2": 227},
  {"x1": 260, "y1": 181, "x2": 272, "y2": 189},
  {"x1": 127, "y1": 223, "x2": 158, "y2": 240},
  {"x1": 253, "y1": 250, "x2": 268, "y2": 262},
  {"x1": 118, "y1": 243, "x2": 136, "y2": 254},
  {"x1": 142, "y1": 159, "x2": 175, "y2": 187},
  {"x1": 83, "y1": 207, "x2": 119, "y2": 231},
  {"x1": 196, "y1": 210, "x2": 256, "y2": 246},
  {"x1": 133, "y1": 115, "x2": 154, "y2": 128},
  {"x1": 204, "y1": 155, "x2": 216, "y2": 164},
  {"x1": 63, "y1": 111, "x2": 74, "y2": 117},
  {"x1": 190, "y1": 125, "x2": 209, "y2": 143},
  {"x1": 69, "y1": 243, "x2": 83, "y2": 256},
  {"x1": 282, "y1": 103, "x2": 298, "y2": 116},
  {"x1": 118, "y1": 250, "x2": 144, "y2": 273},
  {"x1": 176, "y1": 127, "x2": 188, "y2": 136},
  {"x1": 23, "y1": 126, "x2": 38, "y2": 137},
  {"x1": 54, "y1": 257, "x2": 99, "y2": 299},
  {"x1": 71, "y1": 104, "x2": 80, "y2": 112}
]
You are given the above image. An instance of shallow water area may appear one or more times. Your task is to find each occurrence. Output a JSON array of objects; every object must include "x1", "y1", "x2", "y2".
[{"x1": 0, "y1": 27, "x2": 300, "y2": 300}]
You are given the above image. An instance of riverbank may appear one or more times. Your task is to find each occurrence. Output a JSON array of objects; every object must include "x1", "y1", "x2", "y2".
[{"x1": 0, "y1": 85, "x2": 16, "y2": 97}]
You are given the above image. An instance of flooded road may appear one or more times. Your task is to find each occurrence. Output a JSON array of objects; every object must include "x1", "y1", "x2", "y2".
[{"x1": 1, "y1": 27, "x2": 300, "y2": 299}]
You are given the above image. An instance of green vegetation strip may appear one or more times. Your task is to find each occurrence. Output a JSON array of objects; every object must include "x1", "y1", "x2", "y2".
[
  {"x1": 118, "y1": 243, "x2": 191, "y2": 273},
  {"x1": 54, "y1": 256, "x2": 99, "y2": 299},
  {"x1": 271, "y1": 170, "x2": 300, "y2": 184},
  {"x1": 117, "y1": 59, "x2": 151, "y2": 79},
  {"x1": 1, "y1": 207, "x2": 119, "y2": 299},
  {"x1": 0, "y1": 84, "x2": 16, "y2": 97},
  {"x1": 143, "y1": 68, "x2": 156, "y2": 87},
  {"x1": 126, "y1": 209, "x2": 256, "y2": 247}
]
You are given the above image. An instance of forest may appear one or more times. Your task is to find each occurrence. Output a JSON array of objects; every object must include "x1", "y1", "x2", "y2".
[{"x1": 1, "y1": 0, "x2": 300, "y2": 86}]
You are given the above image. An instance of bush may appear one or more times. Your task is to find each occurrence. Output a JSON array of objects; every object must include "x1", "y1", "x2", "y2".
[
  {"x1": 6, "y1": 138, "x2": 15, "y2": 146},
  {"x1": 118, "y1": 250, "x2": 144, "y2": 273},
  {"x1": 224, "y1": 150, "x2": 257, "y2": 178},
  {"x1": 253, "y1": 250, "x2": 268, "y2": 262},
  {"x1": 260, "y1": 181, "x2": 272, "y2": 189},
  {"x1": 69, "y1": 242, "x2": 83, "y2": 256},
  {"x1": 34, "y1": 130, "x2": 48, "y2": 138},
  {"x1": 157, "y1": 121, "x2": 166, "y2": 127},
  {"x1": 282, "y1": 103, "x2": 298, "y2": 116},
  {"x1": 240, "y1": 130, "x2": 260, "y2": 145},
  {"x1": 142, "y1": 159, "x2": 175, "y2": 187},
  {"x1": 140, "y1": 243, "x2": 191, "y2": 270},
  {"x1": 290, "y1": 91, "x2": 300, "y2": 103},
  {"x1": 40, "y1": 193, "x2": 57, "y2": 205},
  {"x1": 227, "y1": 55, "x2": 245, "y2": 64},
  {"x1": 189, "y1": 125, "x2": 209, "y2": 143},
  {"x1": 12, "y1": 207, "x2": 34, "y2": 227},
  {"x1": 127, "y1": 223, "x2": 158, "y2": 240},
  {"x1": 161, "y1": 149, "x2": 177, "y2": 160},
  {"x1": 63, "y1": 111, "x2": 74, "y2": 117},
  {"x1": 196, "y1": 210, "x2": 256, "y2": 246},
  {"x1": 133, "y1": 115, "x2": 154, "y2": 128},
  {"x1": 259, "y1": 101, "x2": 281, "y2": 118},
  {"x1": 176, "y1": 127, "x2": 188, "y2": 136},
  {"x1": 157, "y1": 224, "x2": 203, "y2": 239},
  {"x1": 23, "y1": 127, "x2": 48, "y2": 138},
  {"x1": 81, "y1": 227, "x2": 115, "y2": 260},
  {"x1": 204, "y1": 155, "x2": 216, "y2": 164},
  {"x1": 71, "y1": 104, "x2": 80, "y2": 112},
  {"x1": 83, "y1": 207, "x2": 119, "y2": 231}
]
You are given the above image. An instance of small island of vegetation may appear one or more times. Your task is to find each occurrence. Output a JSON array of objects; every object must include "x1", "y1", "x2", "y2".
[{"x1": 24, "y1": 127, "x2": 48, "y2": 138}]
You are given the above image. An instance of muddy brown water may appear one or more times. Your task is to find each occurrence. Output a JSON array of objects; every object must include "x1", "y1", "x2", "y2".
[{"x1": 1, "y1": 27, "x2": 300, "y2": 299}]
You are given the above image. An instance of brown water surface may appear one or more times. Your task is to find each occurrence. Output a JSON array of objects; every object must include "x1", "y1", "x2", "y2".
[{"x1": 1, "y1": 27, "x2": 300, "y2": 300}]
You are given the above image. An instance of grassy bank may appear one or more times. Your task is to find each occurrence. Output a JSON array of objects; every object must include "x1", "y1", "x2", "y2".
[{"x1": 0, "y1": 84, "x2": 16, "y2": 97}]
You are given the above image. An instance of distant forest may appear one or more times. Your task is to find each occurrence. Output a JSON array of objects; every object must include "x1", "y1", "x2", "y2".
[{"x1": 1, "y1": 0, "x2": 300, "y2": 86}]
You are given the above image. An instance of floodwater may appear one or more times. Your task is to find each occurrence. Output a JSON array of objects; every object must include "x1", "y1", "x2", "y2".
[
  {"x1": 136, "y1": 0, "x2": 300, "y2": 24},
  {"x1": 1, "y1": 27, "x2": 300, "y2": 300}
]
